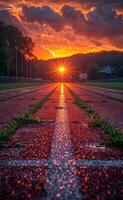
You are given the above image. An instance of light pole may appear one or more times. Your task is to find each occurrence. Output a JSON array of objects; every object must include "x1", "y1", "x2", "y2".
[
  {"x1": 6, "y1": 39, "x2": 10, "y2": 82},
  {"x1": 21, "y1": 53, "x2": 23, "y2": 82},
  {"x1": 26, "y1": 59, "x2": 28, "y2": 82},
  {"x1": 15, "y1": 47, "x2": 18, "y2": 82},
  {"x1": 34, "y1": 62, "x2": 36, "y2": 80},
  {"x1": 30, "y1": 60, "x2": 32, "y2": 80},
  {"x1": 35, "y1": 63, "x2": 37, "y2": 80},
  {"x1": 7, "y1": 58, "x2": 10, "y2": 82},
  {"x1": 32, "y1": 61, "x2": 34, "y2": 81},
  {"x1": 20, "y1": 50, "x2": 24, "y2": 82}
]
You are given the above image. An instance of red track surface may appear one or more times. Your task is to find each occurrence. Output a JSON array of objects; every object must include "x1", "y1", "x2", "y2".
[
  {"x1": 0, "y1": 83, "x2": 123, "y2": 199},
  {"x1": 0, "y1": 84, "x2": 57, "y2": 131},
  {"x1": 0, "y1": 85, "x2": 60, "y2": 199},
  {"x1": 69, "y1": 83, "x2": 123, "y2": 130}
]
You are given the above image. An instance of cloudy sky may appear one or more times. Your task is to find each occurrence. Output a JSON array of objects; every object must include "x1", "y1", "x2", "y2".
[{"x1": 0, "y1": 0, "x2": 123, "y2": 60}]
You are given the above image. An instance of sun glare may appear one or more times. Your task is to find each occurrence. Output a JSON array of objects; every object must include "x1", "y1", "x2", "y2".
[{"x1": 59, "y1": 66, "x2": 65, "y2": 74}]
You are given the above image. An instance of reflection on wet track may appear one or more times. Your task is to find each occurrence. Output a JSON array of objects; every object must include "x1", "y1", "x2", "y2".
[
  {"x1": 0, "y1": 83, "x2": 123, "y2": 199},
  {"x1": 43, "y1": 84, "x2": 82, "y2": 200}
]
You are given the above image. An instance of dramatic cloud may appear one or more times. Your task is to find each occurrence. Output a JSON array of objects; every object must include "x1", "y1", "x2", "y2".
[
  {"x1": 63, "y1": 4, "x2": 123, "y2": 48},
  {"x1": 1, "y1": 0, "x2": 123, "y2": 59},
  {"x1": 0, "y1": 9, "x2": 26, "y2": 33},
  {"x1": 62, "y1": 4, "x2": 123, "y2": 39},
  {"x1": 20, "y1": 4, "x2": 123, "y2": 48},
  {"x1": 21, "y1": 5, "x2": 64, "y2": 31},
  {"x1": 87, "y1": 5, "x2": 123, "y2": 38},
  {"x1": 62, "y1": 5, "x2": 86, "y2": 33}
]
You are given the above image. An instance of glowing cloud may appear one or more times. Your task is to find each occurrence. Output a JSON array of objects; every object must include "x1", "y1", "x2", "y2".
[{"x1": 1, "y1": 0, "x2": 123, "y2": 59}]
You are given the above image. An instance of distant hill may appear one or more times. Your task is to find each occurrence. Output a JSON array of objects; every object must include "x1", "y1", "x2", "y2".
[{"x1": 37, "y1": 51, "x2": 123, "y2": 80}]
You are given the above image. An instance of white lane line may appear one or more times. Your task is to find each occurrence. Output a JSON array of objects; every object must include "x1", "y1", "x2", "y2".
[
  {"x1": 42, "y1": 84, "x2": 82, "y2": 200},
  {"x1": 0, "y1": 160, "x2": 48, "y2": 167},
  {"x1": 76, "y1": 160, "x2": 123, "y2": 167},
  {"x1": 0, "y1": 159, "x2": 123, "y2": 168}
]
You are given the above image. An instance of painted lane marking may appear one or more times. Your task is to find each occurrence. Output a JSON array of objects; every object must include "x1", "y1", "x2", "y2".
[
  {"x1": 0, "y1": 159, "x2": 48, "y2": 167},
  {"x1": 1, "y1": 85, "x2": 123, "y2": 199},
  {"x1": 76, "y1": 160, "x2": 123, "y2": 167},
  {"x1": 0, "y1": 159, "x2": 123, "y2": 168},
  {"x1": 42, "y1": 84, "x2": 82, "y2": 200}
]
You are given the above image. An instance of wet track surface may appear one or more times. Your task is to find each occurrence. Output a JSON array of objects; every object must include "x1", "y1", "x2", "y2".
[
  {"x1": 0, "y1": 85, "x2": 47, "y2": 101},
  {"x1": 0, "y1": 83, "x2": 123, "y2": 200},
  {"x1": 71, "y1": 83, "x2": 123, "y2": 130},
  {"x1": 0, "y1": 84, "x2": 57, "y2": 131},
  {"x1": 80, "y1": 85, "x2": 123, "y2": 101}
]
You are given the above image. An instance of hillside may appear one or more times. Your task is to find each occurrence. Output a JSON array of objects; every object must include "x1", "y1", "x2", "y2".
[{"x1": 37, "y1": 51, "x2": 123, "y2": 80}]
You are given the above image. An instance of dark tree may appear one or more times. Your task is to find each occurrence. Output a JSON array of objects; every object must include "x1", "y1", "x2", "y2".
[{"x1": 0, "y1": 21, "x2": 35, "y2": 77}]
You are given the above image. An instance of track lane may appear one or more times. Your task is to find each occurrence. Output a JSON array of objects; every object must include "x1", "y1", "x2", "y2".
[
  {"x1": 68, "y1": 83, "x2": 123, "y2": 130},
  {"x1": 0, "y1": 83, "x2": 123, "y2": 200},
  {"x1": 78, "y1": 84, "x2": 123, "y2": 102},
  {"x1": 0, "y1": 83, "x2": 58, "y2": 131},
  {"x1": 0, "y1": 83, "x2": 53, "y2": 102}
]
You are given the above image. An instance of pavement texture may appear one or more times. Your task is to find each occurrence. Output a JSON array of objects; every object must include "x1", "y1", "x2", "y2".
[
  {"x1": 0, "y1": 84, "x2": 57, "y2": 131},
  {"x1": 70, "y1": 83, "x2": 123, "y2": 130},
  {"x1": 0, "y1": 83, "x2": 123, "y2": 200}
]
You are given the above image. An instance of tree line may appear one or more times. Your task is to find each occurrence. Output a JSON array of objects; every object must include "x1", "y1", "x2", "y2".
[
  {"x1": 1, "y1": 20, "x2": 123, "y2": 81},
  {"x1": 38, "y1": 51, "x2": 123, "y2": 80},
  {"x1": 0, "y1": 21, "x2": 38, "y2": 80}
]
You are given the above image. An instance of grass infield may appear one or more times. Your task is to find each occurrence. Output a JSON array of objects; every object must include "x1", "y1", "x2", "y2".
[
  {"x1": 0, "y1": 82, "x2": 44, "y2": 90},
  {"x1": 82, "y1": 82, "x2": 123, "y2": 90}
]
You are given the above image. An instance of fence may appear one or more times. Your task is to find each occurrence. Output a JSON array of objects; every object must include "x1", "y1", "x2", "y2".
[{"x1": 0, "y1": 76, "x2": 43, "y2": 83}]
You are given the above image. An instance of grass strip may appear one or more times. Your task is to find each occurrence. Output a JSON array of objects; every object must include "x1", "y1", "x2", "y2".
[
  {"x1": 0, "y1": 86, "x2": 58, "y2": 146},
  {"x1": 82, "y1": 82, "x2": 123, "y2": 90},
  {"x1": 0, "y1": 82, "x2": 44, "y2": 91},
  {"x1": 67, "y1": 85, "x2": 123, "y2": 147}
]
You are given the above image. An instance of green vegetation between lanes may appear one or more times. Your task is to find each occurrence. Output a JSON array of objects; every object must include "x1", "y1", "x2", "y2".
[
  {"x1": 0, "y1": 82, "x2": 44, "y2": 91},
  {"x1": 67, "y1": 86, "x2": 123, "y2": 147},
  {"x1": 0, "y1": 86, "x2": 58, "y2": 147},
  {"x1": 83, "y1": 82, "x2": 123, "y2": 90}
]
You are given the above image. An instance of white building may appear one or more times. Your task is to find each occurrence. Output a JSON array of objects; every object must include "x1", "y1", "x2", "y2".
[
  {"x1": 100, "y1": 65, "x2": 113, "y2": 75},
  {"x1": 79, "y1": 73, "x2": 88, "y2": 81}
]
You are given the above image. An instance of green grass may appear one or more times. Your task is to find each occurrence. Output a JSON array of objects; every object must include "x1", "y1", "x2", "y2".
[
  {"x1": 83, "y1": 82, "x2": 123, "y2": 90},
  {"x1": 0, "y1": 86, "x2": 57, "y2": 146},
  {"x1": 0, "y1": 82, "x2": 44, "y2": 90},
  {"x1": 67, "y1": 86, "x2": 123, "y2": 147}
]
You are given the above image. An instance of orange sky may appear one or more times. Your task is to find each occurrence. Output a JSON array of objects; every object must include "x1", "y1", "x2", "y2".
[{"x1": 0, "y1": 0, "x2": 123, "y2": 60}]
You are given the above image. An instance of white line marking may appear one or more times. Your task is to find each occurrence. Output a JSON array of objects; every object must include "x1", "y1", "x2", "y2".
[
  {"x1": 1, "y1": 85, "x2": 123, "y2": 199},
  {"x1": 42, "y1": 84, "x2": 82, "y2": 200},
  {"x1": 0, "y1": 160, "x2": 48, "y2": 167},
  {"x1": 76, "y1": 160, "x2": 123, "y2": 167},
  {"x1": 0, "y1": 159, "x2": 123, "y2": 168}
]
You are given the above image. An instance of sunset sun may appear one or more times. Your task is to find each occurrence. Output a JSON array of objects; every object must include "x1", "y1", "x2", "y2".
[{"x1": 59, "y1": 66, "x2": 65, "y2": 74}]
